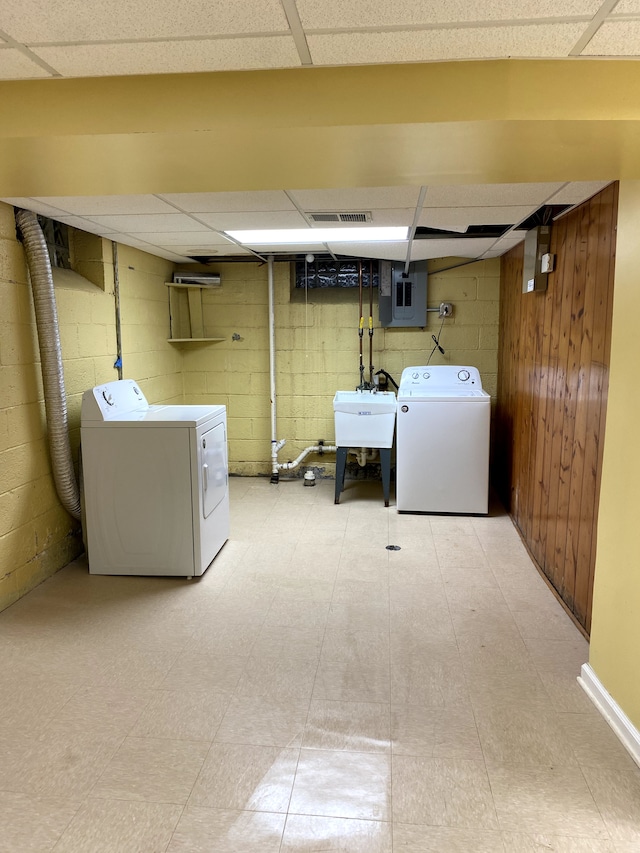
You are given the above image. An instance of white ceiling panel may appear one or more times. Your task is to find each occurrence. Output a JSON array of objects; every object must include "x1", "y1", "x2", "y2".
[
  {"x1": 33, "y1": 36, "x2": 301, "y2": 79},
  {"x1": 0, "y1": 48, "x2": 50, "y2": 79},
  {"x1": 107, "y1": 234, "x2": 192, "y2": 262},
  {"x1": 424, "y1": 183, "x2": 565, "y2": 207},
  {"x1": 56, "y1": 215, "x2": 118, "y2": 235},
  {"x1": 482, "y1": 234, "x2": 526, "y2": 257},
  {"x1": 124, "y1": 231, "x2": 231, "y2": 246},
  {"x1": 289, "y1": 186, "x2": 421, "y2": 209},
  {"x1": 546, "y1": 181, "x2": 612, "y2": 204},
  {"x1": 1, "y1": 197, "x2": 71, "y2": 218},
  {"x1": 361, "y1": 208, "x2": 416, "y2": 226},
  {"x1": 161, "y1": 191, "x2": 297, "y2": 213},
  {"x1": 419, "y1": 206, "x2": 535, "y2": 228},
  {"x1": 325, "y1": 241, "x2": 409, "y2": 261},
  {"x1": 162, "y1": 245, "x2": 254, "y2": 257},
  {"x1": 248, "y1": 242, "x2": 333, "y2": 253},
  {"x1": 582, "y1": 21, "x2": 640, "y2": 54},
  {"x1": 0, "y1": 0, "x2": 289, "y2": 43},
  {"x1": 611, "y1": 0, "x2": 640, "y2": 13},
  {"x1": 83, "y1": 213, "x2": 206, "y2": 232},
  {"x1": 195, "y1": 210, "x2": 308, "y2": 230},
  {"x1": 297, "y1": 0, "x2": 601, "y2": 29},
  {"x1": 410, "y1": 238, "x2": 496, "y2": 260},
  {"x1": 34, "y1": 195, "x2": 179, "y2": 216},
  {"x1": 308, "y1": 24, "x2": 586, "y2": 65}
]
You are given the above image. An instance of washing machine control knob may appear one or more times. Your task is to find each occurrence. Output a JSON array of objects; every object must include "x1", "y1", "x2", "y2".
[
  {"x1": 102, "y1": 390, "x2": 115, "y2": 406},
  {"x1": 458, "y1": 369, "x2": 470, "y2": 382},
  {"x1": 412, "y1": 372, "x2": 419, "y2": 379},
  {"x1": 401, "y1": 405, "x2": 409, "y2": 413},
  {"x1": 422, "y1": 372, "x2": 430, "y2": 379}
]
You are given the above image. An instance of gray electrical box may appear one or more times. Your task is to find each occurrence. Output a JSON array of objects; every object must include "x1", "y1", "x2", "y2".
[
  {"x1": 522, "y1": 225, "x2": 551, "y2": 293},
  {"x1": 379, "y1": 260, "x2": 428, "y2": 327}
]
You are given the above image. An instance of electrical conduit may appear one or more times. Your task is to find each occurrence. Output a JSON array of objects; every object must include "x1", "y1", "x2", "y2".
[{"x1": 15, "y1": 209, "x2": 81, "y2": 520}]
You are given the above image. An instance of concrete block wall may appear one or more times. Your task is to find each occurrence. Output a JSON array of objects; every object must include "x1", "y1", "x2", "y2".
[
  {"x1": 118, "y1": 248, "x2": 182, "y2": 404},
  {"x1": 0, "y1": 195, "x2": 500, "y2": 611},
  {"x1": 0, "y1": 202, "x2": 180, "y2": 611},
  {"x1": 181, "y1": 256, "x2": 500, "y2": 476}
]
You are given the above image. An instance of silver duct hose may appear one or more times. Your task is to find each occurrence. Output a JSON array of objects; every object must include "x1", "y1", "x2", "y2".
[{"x1": 16, "y1": 209, "x2": 81, "y2": 520}]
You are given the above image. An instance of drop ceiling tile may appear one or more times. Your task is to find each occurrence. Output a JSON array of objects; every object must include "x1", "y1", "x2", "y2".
[
  {"x1": 1, "y1": 0, "x2": 289, "y2": 43},
  {"x1": 32, "y1": 36, "x2": 301, "y2": 78},
  {"x1": 419, "y1": 206, "x2": 535, "y2": 228},
  {"x1": 164, "y1": 245, "x2": 254, "y2": 256},
  {"x1": 297, "y1": 0, "x2": 601, "y2": 28},
  {"x1": 247, "y1": 242, "x2": 332, "y2": 253},
  {"x1": 0, "y1": 48, "x2": 51, "y2": 79},
  {"x1": 56, "y1": 215, "x2": 118, "y2": 235},
  {"x1": 290, "y1": 187, "x2": 421, "y2": 210},
  {"x1": 582, "y1": 20, "x2": 640, "y2": 53},
  {"x1": 196, "y1": 211, "x2": 309, "y2": 229},
  {"x1": 0, "y1": 197, "x2": 71, "y2": 218},
  {"x1": 83, "y1": 213, "x2": 205, "y2": 232},
  {"x1": 147, "y1": 248, "x2": 195, "y2": 263},
  {"x1": 410, "y1": 237, "x2": 496, "y2": 260},
  {"x1": 611, "y1": 0, "x2": 640, "y2": 14},
  {"x1": 160, "y1": 191, "x2": 297, "y2": 213},
  {"x1": 325, "y1": 241, "x2": 409, "y2": 261},
  {"x1": 134, "y1": 232, "x2": 233, "y2": 246},
  {"x1": 107, "y1": 233, "x2": 193, "y2": 261},
  {"x1": 492, "y1": 233, "x2": 527, "y2": 245},
  {"x1": 365, "y1": 208, "x2": 416, "y2": 225},
  {"x1": 34, "y1": 195, "x2": 179, "y2": 216},
  {"x1": 307, "y1": 24, "x2": 586, "y2": 65},
  {"x1": 546, "y1": 181, "x2": 612, "y2": 204},
  {"x1": 424, "y1": 183, "x2": 564, "y2": 207},
  {"x1": 482, "y1": 234, "x2": 526, "y2": 257},
  {"x1": 122, "y1": 232, "x2": 228, "y2": 247}
]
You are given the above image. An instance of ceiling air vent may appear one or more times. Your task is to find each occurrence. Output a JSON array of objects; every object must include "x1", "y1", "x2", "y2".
[{"x1": 306, "y1": 211, "x2": 372, "y2": 223}]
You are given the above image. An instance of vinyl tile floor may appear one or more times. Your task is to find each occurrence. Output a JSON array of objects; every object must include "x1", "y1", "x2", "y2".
[{"x1": 1, "y1": 477, "x2": 639, "y2": 852}]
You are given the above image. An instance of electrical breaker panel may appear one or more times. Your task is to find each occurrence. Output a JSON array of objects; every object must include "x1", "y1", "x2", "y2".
[{"x1": 379, "y1": 261, "x2": 428, "y2": 327}]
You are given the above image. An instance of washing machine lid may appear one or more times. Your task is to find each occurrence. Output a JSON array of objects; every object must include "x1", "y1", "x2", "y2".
[{"x1": 399, "y1": 387, "x2": 490, "y2": 402}]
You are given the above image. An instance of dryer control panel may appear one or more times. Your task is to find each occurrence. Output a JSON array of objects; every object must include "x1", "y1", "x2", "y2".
[{"x1": 81, "y1": 379, "x2": 149, "y2": 421}]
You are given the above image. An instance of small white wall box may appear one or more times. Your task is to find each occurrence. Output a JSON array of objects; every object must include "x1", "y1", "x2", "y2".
[{"x1": 522, "y1": 225, "x2": 551, "y2": 293}]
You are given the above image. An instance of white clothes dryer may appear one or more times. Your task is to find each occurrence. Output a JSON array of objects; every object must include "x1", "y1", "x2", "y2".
[
  {"x1": 81, "y1": 379, "x2": 229, "y2": 577},
  {"x1": 396, "y1": 365, "x2": 490, "y2": 514}
]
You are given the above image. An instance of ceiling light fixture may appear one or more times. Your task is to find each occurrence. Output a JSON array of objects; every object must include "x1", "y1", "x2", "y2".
[{"x1": 224, "y1": 226, "x2": 408, "y2": 244}]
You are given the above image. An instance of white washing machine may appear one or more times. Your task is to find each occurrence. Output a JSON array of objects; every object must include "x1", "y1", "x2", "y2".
[
  {"x1": 396, "y1": 365, "x2": 490, "y2": 514},
  {"x1": 81, "y1": 379, "x2": 229, "y2": 577}
]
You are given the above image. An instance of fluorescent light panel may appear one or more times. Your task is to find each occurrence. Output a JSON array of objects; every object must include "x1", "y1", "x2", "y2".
[{"x1": 224, "y1": 226, "x2": 408, "y2": 244}]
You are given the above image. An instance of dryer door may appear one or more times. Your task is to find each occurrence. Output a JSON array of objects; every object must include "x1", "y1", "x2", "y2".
[{"x1": 201, "y1": 421, "x2": 227, "y2": 518}]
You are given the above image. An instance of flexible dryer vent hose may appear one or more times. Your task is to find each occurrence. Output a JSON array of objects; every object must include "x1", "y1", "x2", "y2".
[{"x1": 15, "y1": 209, "x2": 81, "y2": 521}]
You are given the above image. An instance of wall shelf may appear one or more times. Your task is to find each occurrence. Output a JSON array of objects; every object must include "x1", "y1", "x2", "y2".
[
  {"x1": 165, "y1": 282, "x2": 224, "y2": 343},
  {"x1": 168, "y1": 337, "x2": 225, "y2": 343}
]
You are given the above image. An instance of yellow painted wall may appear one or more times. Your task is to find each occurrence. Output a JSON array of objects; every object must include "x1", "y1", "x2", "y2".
[
  {"x1": 0, "y1": 203, "x2": 181, "y2": 611},
  {"x1": 589, "y1": 180, "x2": 640, "y2": 731},
  {"x1": 117, "y1": 248, "x2": 182, "y2": 404},
  {"x1": 180, "y1": 257, "x2": 499, "y2": 475}
]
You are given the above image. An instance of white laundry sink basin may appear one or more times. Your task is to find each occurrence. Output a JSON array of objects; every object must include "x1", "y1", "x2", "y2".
[{"x1": 333, "y1": 390, "x2": 396, "y2": 448}]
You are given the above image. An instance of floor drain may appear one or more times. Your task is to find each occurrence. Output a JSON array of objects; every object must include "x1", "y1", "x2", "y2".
[{"x1": 386, "y1": 545, "x2": 401, "y2": 551}]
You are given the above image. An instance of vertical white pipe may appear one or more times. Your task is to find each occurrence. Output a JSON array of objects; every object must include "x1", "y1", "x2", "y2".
[{"x1": 268, "y1": 256, "x2": 279, "y2": 479}]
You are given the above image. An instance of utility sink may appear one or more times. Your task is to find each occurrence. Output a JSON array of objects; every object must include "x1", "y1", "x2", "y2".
[{"x1": 333, "y1": 390, "x2": 396, "y2": 448}]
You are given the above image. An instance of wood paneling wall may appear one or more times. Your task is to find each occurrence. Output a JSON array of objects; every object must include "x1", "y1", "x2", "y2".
[{"x1": 495, "y1": 183, "x2": 617, "y2": 634}]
